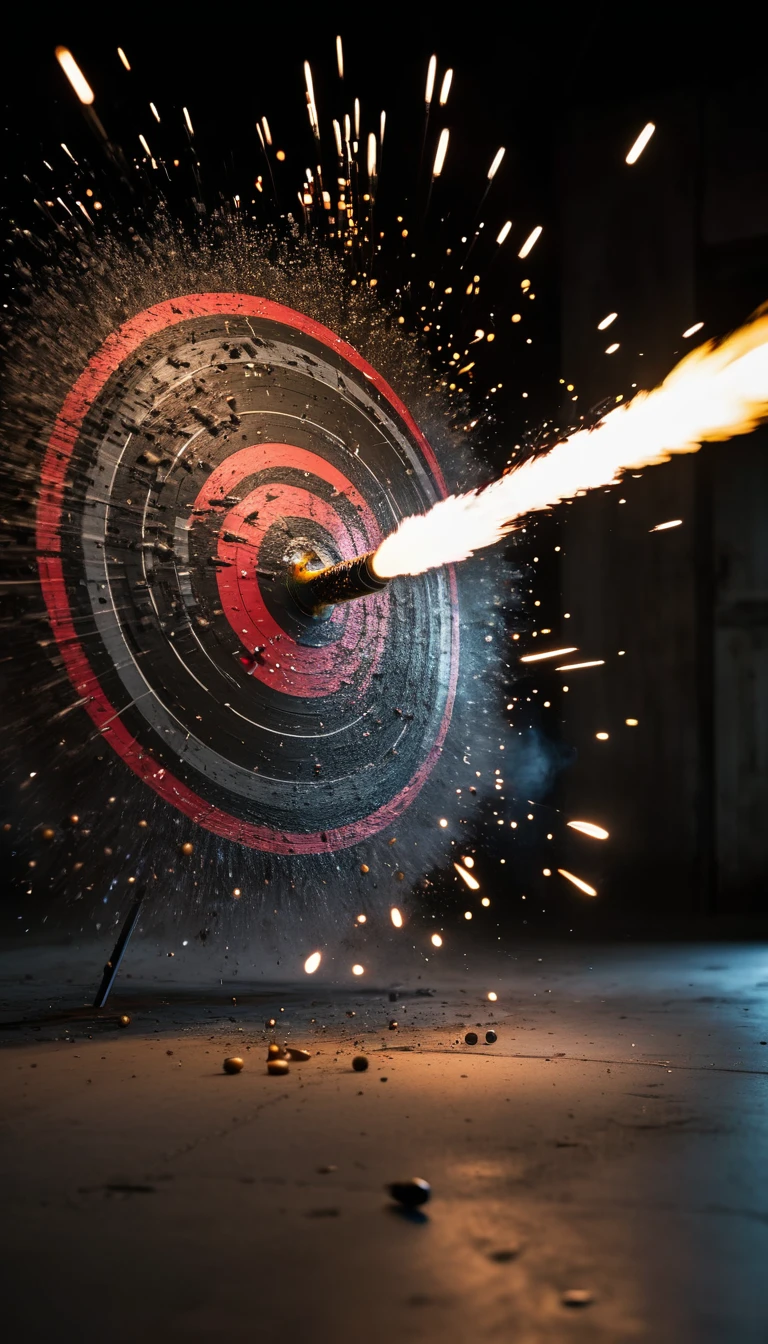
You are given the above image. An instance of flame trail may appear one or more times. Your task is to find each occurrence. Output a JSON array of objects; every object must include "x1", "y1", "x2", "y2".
[{"x1": 372, "y1": 311, "x2": 768, "y2": 578}]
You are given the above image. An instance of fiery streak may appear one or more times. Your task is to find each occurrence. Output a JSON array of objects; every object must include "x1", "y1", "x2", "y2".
[
  {"x1": 380, "y1": 110, "x2": 386, "y2": 144},
  {"x1": 336, "y1": 35, "x2": 344, "y2": 79},
  {"x1": 598, "y1": 312, "x2": 617, "y2": 330},
  {"x1": 626, "y1": 122, "x2": 655, "y2": 164},
  {"x1": 183, "y1": 107, "x2": 194, "y2": 135},
  {"x1": 555, "y1": 660, "x2": 605, "y2": 671},
  {"x1": 372, "y1": 310, "x2": 768, "y2": 578},
  {"x1": 454, "y1": 862, "x2": 480, "y2": 891},
  {"x1": 117, "y1": 47, "x2": 131, "y2": 71},
  {"x1": 354, "y1": 97, "x2": 360, "y2": 140},
  {"x1": 304, "y1": 951, "x2": 321, "y2": 974},
  {"x1": 333, "y1": 120, "x2": 343, "y2": 158},
  {"x1": 684, "y1": 322, "x2": 704, "y2": 338},
  {"x1": 487, "y1": 147, "x2": 505, "y2": 180},
  {"x1": 520, "y1": 647, "x2": 577, "y2": 663},
  {"x1": 432, "y1": 128, "x2": 450, "y2": 178},
  {"x1": 568, "y1": 821, "x2": 609, "y2": 840},
  {"x1": 425, "y1": 54, "x2": 437, "y2": 105},
  {"x1": 439, "y1": 69, "x2": 453, "y2": 105},
  {"x1": 261, "y1": 116, "x2": 272, "y2": 146},
  {"x1": 367, "y1": 133, "x2": 377, "y2": 180},
  {"x1": 55, "y1": 47, "x2": 94, "y2": 105},
  {"x1": 558, "y1": 869, "x2": 598, "y2": 897},
  {"x1": 650, "y1": 519, "x2": 683, "y2": 531},
  {"x1": 496, "y1": 220, "x2": 512, "y2": 245},
  {"x1": 518, "y1": 225, "x2": 542, "y2": 259}
]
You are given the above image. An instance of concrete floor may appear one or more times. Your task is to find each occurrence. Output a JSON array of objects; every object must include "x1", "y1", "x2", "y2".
[{"x1": 2, "y1": 941, "x2": 768, "y2": 1342}]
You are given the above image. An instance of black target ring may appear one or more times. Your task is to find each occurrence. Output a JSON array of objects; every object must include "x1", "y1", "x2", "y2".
[{"x1": 36, "y1": 294, "x2": 459, "y2": 852}]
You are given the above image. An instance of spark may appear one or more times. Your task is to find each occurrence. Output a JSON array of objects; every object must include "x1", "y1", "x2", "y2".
[
  {"x1": 149, "y1": 102, "x2": 160, "y2": 123},
  {"x1": 304, "y1": 951, "x2": 321, "y2": 974},
  {"x1": 390, "y1": 907, "x2": 403, "y2": 928},
  {"x1": 683, "y1": 322, "x2": 704, "y2": 338},
  {"x1": 371, "y1": 310, "x2": 768, "y2": 579},
  {"x1": 488, "y1": 991, "x2": 498, "y2": 1001},
  {"x1": 352, "y1": 963, "x2": 365, "y2": 976},
  {"x1": 464, "y1": 911, "x2": 473, "y2": 920},
  {"x1": 139, "y1": 134, "x2": 151, "y2": 156},
  {"x1": 626, "y1": 122, "x2": 655, "y2": 165},
  {"x1": 367, "y1": 132, "x2": 377, "y2": 179},
  {"x1": 439, "y1": 69, "x2": 453, "y2": 105},
  {"x1": 519, "y1": 647, "x2": 577, "y2": 663},
  {"x1": 55, "y1": 47, "x2": 94, "y2": 105},
  {"x1": 598, "y1": 313, "x2": 618, "y2": 330},
  {"x1": 438, "y1": 818, "x2": 448, "y2": 828},
  {"x1": 481, "y1": 897, "x2": 490, "y2": 907},
  {"x1": 425, "y1": 54, "x2": 437, "y2": 105},
  {"x1": 304, "y1": 62, "x2": 319, "y2": 137},
  {"x1": 518, "y1": 226, "x2": 542, "y2": 259},
  {"x1": 261, "y1": 116, "x2": 272, "y2": 146},
  {"x1": 650, "y1": 519, "x2": 683, "y2": 531},
  {"x1": 555, "y1": 659, "x2": 605, "y2": 671},
  {"x1": 357, "y1": 914, "x2": 367, "y2": 923},
  {"x1": 431, "y1": 934, "x2": 443, "y2": 947},
  {"x1": 568, "y1": 821, "x2": 609, "y2": 840},
  {"x1": 380, "y1": 111, "x2": 386, "y2": 144},
  {"x1": 454, "y1": 862, "x2": 480, "y2": 891},
  {"x1": 626, "y1": 718, "x2": 639, "y2": 726},
  {"x1": 558, "y1": 869, "x2": 598, "y2": 896},
  {"x1": 183, "y1": 107, "x2": 194, "y2": 135},
  {"x1": 354, "y1": 97, "x2": 360, "y2": 139},
  {"x1": 606, "y1": 342, "x2": 620, "y2": 354},
  {"x1": 336, "y1": 35, "x2": 344, "y2": 79},
  {"x1": 117, "y1": 47, "x2": 131, "y2": 71},
  {"x1": 333, "y1": 120, "x2": 343, "y2": 157},
  {"x1": 462, "y1": 856, "x2": 475, "y2": 868},
  {"x1": 596, "y1": 732, "x2": 610, "y2": 741},
  {"x1": 60, "y1": 144, "x2": 77, "y2": 163},
  {"x1": 496, "y1": 220, "x2": 512, "y2": 245},
  {"x1": 432, "y1": 128, "x2": 450, "y2": 178},
  {"x1": 487, "y1": 147, "x2": 505, "y2": 180}
]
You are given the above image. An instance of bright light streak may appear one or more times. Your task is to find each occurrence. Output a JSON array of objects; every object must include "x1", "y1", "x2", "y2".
[
  {"x1": 439, "y1": 69, "x2": 453, "y2": 106},
  {"x1": 496, "y1": 220, "x2": 512, "y2": 245},
  {"x1": 558, "y1": 869, "x2": 598, "y2": 896},
  {"x1": 55, "y1": 48, "x2": 94, "y2": 105},
  {"x1": 117, "y1": 48, "x2": 131, "y2": 72},
  {"x1": 567, "y1": 821, "x2": 609, "y2": 840},
  {"x1": 367, "y1": 132, "x2": 377, "y2": 179},
  {"x1": 183, "y1": 107, "x2": 194, "y2": 135},
  {"x1": 380, "y1": 111, "x2": 386, "y2": 144},
  {"x1": 487, "y1": 147, "x2": 505, "y2": 180},
  {"x1": 598, "y1": 312, "x2": 618, "y2": 330},
  {"x1": 555, "y1": 660, "x2": 605, "y2": 671},
  {"x1": 625, "y1": 122, "x2": 655, "y2": 165},
  {"x1": 354, "y1": 97, "x2": 360, "y2": 139},
  {"x1": 304, "y1": 951, "x2": 321, "y2": 974},
  {"x1": 431, "y1": 933, "x2": 443, "y2": 947},
  {"x1": 650, "y1": 519, "x2": 683, "y2": 531},
  {"x1": 518, "y1": 226, "x2": 542, "y2": 259},
  {"x1": 61, "y1": 144, "x2": 77, "y2": 163},
  {"x1": 520, "y1": 646, "x2": 577, "y2": 663},
  {"x1": 683, "y1": 322, "x2": 704, "y2": 338},
  {"x1": 390, "y1": 907, "x2": 403, "y2": 928},
  {"x1": 432, "y1": 128, "x2": 450, "y2": 178},
  {"x1": 139, "y1": 134, "x2": 151, "y2": 156},
  {"x1": 462, "y1": 856, "x2": 475, "y2": 868},
  {"x1": 336, "y1": 35, "x2": 344, "y2": 79},
  {"x1": 454, "y1": 862, "x2": 480, "y2": 890},
  {"x1": 344, "y1": 113, "x2": 351, "y2": 144},
  {"x1": 333, "y1": 120, "x2": 343, "y2": 157},
  {"x1": 352, "y1": 963, "x2": 364, "y2": 976},
  {"x1": 606, "y1": 342, "x2": 620, "y2": 354},
  {"x1": 150, "y1": 102, "x2": 160, "y2": 122},
  {"x1": 261, "y1": 116, "x2": 272, "y2": 146},
  {"x1": 425, "y1": 54, "x2": 437, "y2": 105},
  {"x1": 371, "y1": 310, "x2": 768, "y2": 580}
]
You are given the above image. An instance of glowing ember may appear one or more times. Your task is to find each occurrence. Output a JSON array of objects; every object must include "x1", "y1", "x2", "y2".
[
  {"x1": 55, "y1": 47, "x2": 94, "y2": 105},
  {"x1": 462, "y1": 856, "x2": 475, "y2": 868},
  {"x1": 390, "y1": 907, "x2": 403, "y2": 928},
  {"x1": 683, "y1": 322, "x2": 704, "y2": 338},
  {"x1": 454, "y1": 862, "x2": 480, "y2": 890},
  {"x1": 519, "y1": 647, "x2": 577, "y2": 663},
  {"x1": 336, "y1": 35, "x2": 344, "y2": 79},
  {"x1": 496, "y1": 221, "x2": 512, "y2": 245},
  {"x1": 431, "y1": 934, "x2": 443, "y2": 947},
  {"x1": 304, "y1": 951, "x2": 322, "y2": 974},
  {"x1": 555, "y1": 660, "x2": 605, "y2": 671},
  {"x1": 598, "y1": 312, "x2": 618, "y2": 330},
  {"x1": 432, "y1": 128, "x2": 450, "y2": 178},
  {"x1": 352, "y1": 964, "x2": 365, "y2": 976},
  {"x1": 464, "y1": 911, "x2": 473, "y2": 920},
  {"x1": 425, "y1": 55, "x2": 437, "y2": 105},
  {"x1": 650, "y1": 519, "x2": 683, "y2": 531},
  {"x1": 438, "y1": 818, "x2": 448, "y2": 828},
  {"x1": 626, "y1": 718, "x2": 639, "y2": 726},
  {"x1": 487, "y1": 991, "x2": 498, "y2": 1001},
  {"x1": 481, "y1": 897, "x2": 490, "y2": 907},
  {"x1": 117, "y1": 47, "x2": 131, "y2": 71},
  {"x1": 439, "y1": 69, "x2": 453, "y2": 105},
  {"x1": 183, "y1": 107, "x2": 194, "y2": 135},
  {"x1": 596, "y1": 732, "x2": 610, "y2": 741},
  {"x1": 558, "y1": 869, "x2": 598, "y2": 897},
  {"x1": 568, "y1": 821, "x2": 609, "y2": 840},
  {"x1": 518, "y1": 226, "x2": 542, "y2": 259},
  {"x1": 371, "y1": 311, "x2": 768, "y2": 579},
  {"x1": 487, "y1": 147, "x2": 505, "y2": 180},
  {"x1": 605, "y1": 342, "x2": 620, "y2": 354},
  {"x1": 626, "y1": 122, "x2": 655, "y2": 165}
]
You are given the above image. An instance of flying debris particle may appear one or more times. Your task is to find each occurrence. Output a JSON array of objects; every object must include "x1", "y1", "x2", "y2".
[
  {"x1": 150, "y1": 102, "x2": 160, "y2": 123},
  {"x1": 520, "y1": 647, "x2": 577, "y2": 663},
  {"x1": 496, "y1": 220, "x2": 512, "y2": 245},
  {"x1": 388, "y1": 1178, "x2": 431, "y2": 1209},
  {"x1": 389, "y1": 1019, "x2": 399, "y2": 1031},
  {"x1": 558, "y1": 869, "x2": 598, "y2": 897},
  {"x1": 439, "y1": 69, "x2": 453, "y2": 106},
  {"x1": 481, "y1": 897, "x2": 490, "y2": 907},
  {"x1": 454, "y1": 862, "x2": 480, "y2": 891},
  {"x1": 431, "y1": 934, "x2": 443, "y2": 948},
  {"x1": 625, "y1": 122, "x2": 655, "y2": 164},
  {"x1": 352, "y1": 964, "x2": 365, "y2": 976},
  {"x1": 650, "y1": 519, "x2": 683, "y2": 531},
  {"x1": 304, "y1": 952, "x2": 322, "y2": 974},
  {"x1": 117, "y1": 47, "x2": 131, "y2": 71},
  {"x1": 487, "y1": 147, "x2": 505, "y2": 180},
  {"x1": 267, "y1": 1059, "x2": 290, "y2": 1076},
  {"x1": 425, "y1": 54, "x2": 437, "y2": 105},
  {"x1": 276, "y1": 150, "x2": 286, "y2": 162},
  {"x1": 139, "y1": 134, "x2": 151, "y2": 156},
  {"x1": 432, "y1": 129, "x2": 450, "y2": 178},
  {"x1": 562, "y1": 1290, "x2": 594, "y2": 1308},
  {"x1": 598, "y1": 313, "x2": 618, "y2": 330},
  {"x1": 183, "y1": 107, "x2": 194, "y2": 135},
  {"x1": 555, "y1": 660, "x2": 605, "y2": 671},
  {"x1": 55, "y1": 47, "x2": 94, "y2": 104},
  {"x1": 336, "y1": 34, "x2": 344, "y2": 79},
  {"x1": 352, "y1": 1055, "x2": 369, "y2": 1072},
  {"x1": 223, "y1": 1057, "x2": 244, "y2": 1074},
  {"x1": 567, "y1": 821, "x2": 610, "y2": 840},
  {"x1": 360, "y1": 863, "x2": 370, "y2": 874},
  {"x1": 626, "y1": 718, "x2": 639, "y2": 726},
  {"x1": 119, "y1": 1015, "x2": 131, "y2": 1028},
  {"x1": 357, "y1": 914, "x2": 367, "y2": 924},
  {"x1": 390, "y1": 907, "x2": 403, "y2": 928},
  {"x1": 595, "y1": 732, "x2": 610, "y2": 741},
  {"x1": 518, "y1": 226, "x2": 542, "y2": 259},
  {"x1": 683, "y1": 322, "x2": 704, "y2": 338}
]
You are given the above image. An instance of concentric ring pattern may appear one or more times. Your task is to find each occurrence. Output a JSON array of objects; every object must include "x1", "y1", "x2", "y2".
[{"x1": 36, "y1": 295, "x2": 459, "y2": 852}]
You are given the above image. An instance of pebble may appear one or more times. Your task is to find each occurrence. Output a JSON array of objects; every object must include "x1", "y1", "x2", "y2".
[
  {"x1": 223, "y1": 1057, "x2": 244, "y2": 1074},
  {"x1": 388, "y1": 1020, "x2": 399, "y2": 1030},
  {"x1": 388, "y1": 1178, "x2": 431, "y2": 1208},
  {"x1": 352, "y1": 1055, "x2": 369, "y2": 1072},
  {"x1": 485, "y1": 1030, "x2": 497, "y2": 1044},
  {"x1": 561, "y1": 1290, "x2": 593, "y2": 1308},
  {"x1": 267, "y1": 1059, "x2": 290, "y2": 1076},
  {"x1": 285, "y1": 1047, "x2": 311, "y2": 1062},
  {"x1": 464, "y1": 1032, "x2": 478, "y2": 1045}
]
